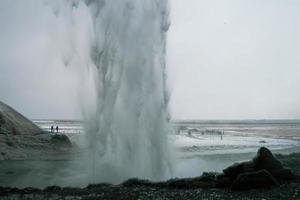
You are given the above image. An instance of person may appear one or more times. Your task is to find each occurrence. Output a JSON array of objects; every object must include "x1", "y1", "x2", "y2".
[
  {"x1": 221, "y1": 130, "x2": 224, "y2": 140},
  {"x1": 51, "y1": 125, "x2": 54, "y2": 133},
  {"x1": 56, "y1": 126, "x2": 59, "y2": 133},
  {"x1": 0, "y1": 114, "x2": 4, "y2": 132},
  {"x1": 12, "y1": 127, "x2": 17, "y2": 135}
]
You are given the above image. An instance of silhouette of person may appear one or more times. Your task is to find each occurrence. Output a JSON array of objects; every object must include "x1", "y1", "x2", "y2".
[
  {"x1": 0, "y1": 114, "x2": 5, "y2": 131},
  {"x1": 12, "y1": 127, "x2": 17, "y2": 135},
  {"x1": 56, "y1": 126, "x2": 59, "y2": 133},
  {"x1": 51, "y1": 126, "x2": 54, "y2": 133}
]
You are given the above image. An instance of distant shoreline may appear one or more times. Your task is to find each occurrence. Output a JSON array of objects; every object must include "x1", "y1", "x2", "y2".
[
  {"x1": 31, "y1": 119, "x2": 300, "y2": 125},
  {"x1": 172, "y1": 119, "x2": 300, "y2": 125}
]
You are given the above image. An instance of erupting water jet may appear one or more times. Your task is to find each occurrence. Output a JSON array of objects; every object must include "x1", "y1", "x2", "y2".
[{"x1": 52, "y1": 0, "x2": 172, "y2": 183}]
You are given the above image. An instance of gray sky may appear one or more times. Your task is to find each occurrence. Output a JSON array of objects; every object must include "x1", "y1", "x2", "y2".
[{"x1": 0, "y1": 0, "x2": 300, "y2": 120}]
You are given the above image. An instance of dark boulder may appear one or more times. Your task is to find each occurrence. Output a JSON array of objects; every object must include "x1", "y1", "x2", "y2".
[
  {"x1": 253, "y1": 147, "x2": 283, "y2": 172},
  {"x1": 223, "y1": 161, "x2": 255, "y2": 180},
  {"x1": 220, "y1": 147, "x2": 296, "y2": 190},
  {"x1": 223, "y1": 162, "x2": 244, "y2": 179},
  {"x1": 50, "y1": 134, "x2": 72, "y2": 147},
  {"x1": 230, "y1": 170, "x2": 279, "y2": 190},
  {"x1": 272, "y1": 168, "x2": 295, "y2": 182},
  {"x1": 215, "y1": 173, "x2": 232, "y2": 188},
  {"x1": 223, "y1": 147, "x2": 284, "y2": 179}
]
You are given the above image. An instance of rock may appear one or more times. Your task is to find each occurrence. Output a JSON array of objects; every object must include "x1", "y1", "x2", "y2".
[
  {"x1": 199, "y1": 172, "x2": 218, "y2": 182},
  {"x1": 215, "y1": 173, "x2": 232, "y2": 188},
  {"x1": 50, "y1": 134, "x2": 72, "y2": 147},
  {"x1": 44, "y1": 186, "x2": 62, "y2": 193},
  {"x1": 221, "y1": 147, "x2": 296, "y2": 190},
  {"x1": 230, "y1": 170, "x2": 279, "y2": 190},
  {"x1": 253, "y1": 147, "x2": 283, "y2": 172},
  {"x1": 223, "y1": 161, "x2": 255, "y2": 180},
  {"x1": 223, "y1": 147, "x2": 284, "y2": 179},
  {"x1": 6, "y1": 170, "x2": 14, "y2": 174},
  {"x1": 122, "y1": 178, "x2": 154, "y2": 187},
  {"x1": 272, "y1": 169, "x2": 295, "y2": 181},
  {"x1": 18, "y1": 187, "x2": 41, "y2": 194},
  {"x1": 223, "y1": 162, "x2": 245, "y2": 179}
]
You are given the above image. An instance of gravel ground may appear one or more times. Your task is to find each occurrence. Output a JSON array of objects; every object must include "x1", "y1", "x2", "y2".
[{"x1": 0, "y1": 182, "x2": 300, "y2": 200}]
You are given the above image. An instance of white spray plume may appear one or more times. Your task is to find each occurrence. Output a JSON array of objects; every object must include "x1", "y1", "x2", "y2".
[{"x1": 50, "y1": 0, "x2": 172, "y2": 183}]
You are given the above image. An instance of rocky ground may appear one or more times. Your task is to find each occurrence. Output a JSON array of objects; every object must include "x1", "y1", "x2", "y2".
[
  {"x1": 1, "y1": 150, "x2": 299, "y2": 200},
  {"x1": 0, "y1": 101, "x2": 73, "y2": 161},
  {"x1": 0, "y1": 182, "x2": 299, "y2": 200},
  {"x1": 0, "y1": 133, "x2": 73, "y2": 160}
]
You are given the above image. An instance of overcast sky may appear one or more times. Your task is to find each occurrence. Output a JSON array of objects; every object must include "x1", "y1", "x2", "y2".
[{"x1": 0, "y1": 0, "x2": 300, "y2": 120}]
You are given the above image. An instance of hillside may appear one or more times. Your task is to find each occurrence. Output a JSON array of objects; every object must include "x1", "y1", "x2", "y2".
[
  {"x1": 0, "y1": 101, "x2": 72, "y2": 160},
  {"x1": 0, "y1": 101, "x2": 42, "y2": 135}
]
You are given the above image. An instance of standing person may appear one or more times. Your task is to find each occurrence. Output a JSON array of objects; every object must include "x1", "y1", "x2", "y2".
[
  {"x1": 56, "y1": 126, "x2": 59, "y2": 133},
  {"x1": 0, "y1": 114, "x2": 5, "y2": 132},
  {"x1": 12, "y1": 127, "x2": 17, "y2": 135},
  {"x1": 51, "y1": 125, "x2": 54, "y2": 133},
  {"x1": 221, "y1": 131, "x2": 224, "y2": 140}
]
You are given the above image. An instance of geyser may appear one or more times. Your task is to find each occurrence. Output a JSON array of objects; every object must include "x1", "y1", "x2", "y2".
[{"x1": 52, "y1": 0, "x2": 172, "y2": 183}]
